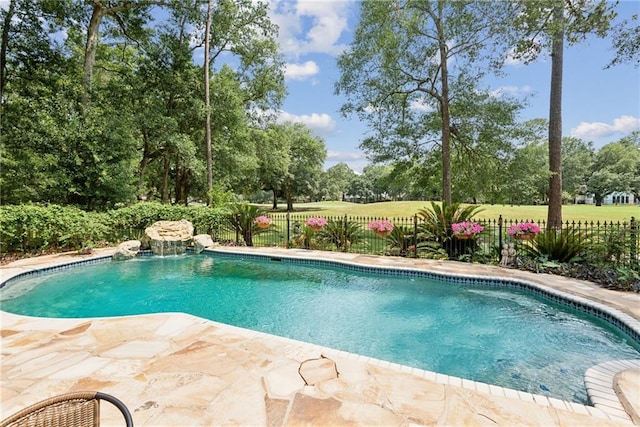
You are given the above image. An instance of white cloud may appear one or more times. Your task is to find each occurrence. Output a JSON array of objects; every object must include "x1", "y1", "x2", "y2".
[
  {"x1": 284, "y1": 60, "x2": 320, "y2": 80},
  {"x1": 504, "y1": 48, "x2": 525, "y2": 67},
  {"x1": 327, "y1": 150, "x2": 366, "y2": 161},
  {"x1": 410, "y1": 98, "x2": 436, "y2": 112},
  {"x1": 268, "y1": 0, "x2": 351, "y2": 57},
  {"x1": 571, "y1": 115, "x2": 640, "y2": 140},
  {"x1": 489, "y1": 85, "x2": 533, "y2": 98},
  {"x1": 278, "y1": 110, "x2": 337, "y2": 136}
]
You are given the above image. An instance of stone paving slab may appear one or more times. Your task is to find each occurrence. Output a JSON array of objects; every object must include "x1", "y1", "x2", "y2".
[{"x1": 2, "y1": 248, "x2": 639, "y2": 426}]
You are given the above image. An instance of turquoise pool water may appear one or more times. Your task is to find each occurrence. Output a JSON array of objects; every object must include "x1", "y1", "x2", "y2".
[{"x1": 1, "y1": 254, "x2": 639, "y2": 404}]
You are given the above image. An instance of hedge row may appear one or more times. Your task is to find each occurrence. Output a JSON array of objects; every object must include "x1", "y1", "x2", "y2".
[{"x1": 0, "y1": 203, "x2": 227, "y2": 255}]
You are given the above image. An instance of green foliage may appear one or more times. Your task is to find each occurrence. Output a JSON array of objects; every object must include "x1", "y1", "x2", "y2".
[
  {"x1": 224, "y1": 203, "x2": 272, "y2": 246},
  {"x1": 417, "y1": 202, "x2": 484, "y2": 257},
  {"x1": 1, "y1": 0, "x2": 286, "y2": 208},
  {"x1": 384, "y1": 226, "x2": 415, "y2": 256},
  {"x1": 587, "y1": 135, "x2": 640, "y2": 205},
  {"x1": 207, "y1": 183, "x2": 236, "y2": 207},
  {"x1": 106, "y1": 203, "x2": 191, "y2": 230},
  {"x1": 585, "y1": 228, "x2": 636, "y2": 265},
  {"x1": 415, "y1": 241, "x2": 450, "y2": 260},
  {"x1": 0, "y1": 204, "x2": 107, "y2": 254},
  {"x1": 336, "y1": 0, "x2": 522, "y2": 203},
  {"x1": 292, "y1": 226, "x2": 320, "y2": 250},
  {"x1": 317, "y1": 163, "x2": 356, "y2": 201},
  {"x1": 319, "y1": 218, "x2": 366, "y2": 252},
  {"x1": 522, "y1": 228, "x2": 588, "y2": 263},
  {"x1": 0, "y1": 203, "x2": 228, "y2": 255}
]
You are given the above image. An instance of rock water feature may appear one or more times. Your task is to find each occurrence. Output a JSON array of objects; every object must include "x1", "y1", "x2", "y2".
[
  {"x1": 112, "y1": 220, "x2": 215, "y2": 259},
  {"x1": 143, "y1": 220, "x2": 195, "y2": 256}
]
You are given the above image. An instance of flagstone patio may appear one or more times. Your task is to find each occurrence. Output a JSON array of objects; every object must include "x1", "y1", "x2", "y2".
[{"x1": 1, "y1": 247, "x2": 639, "y2": 426}]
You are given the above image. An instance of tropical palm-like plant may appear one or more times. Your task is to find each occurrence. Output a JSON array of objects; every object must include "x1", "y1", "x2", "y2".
[
  {"x1": 384, "y1": 225, "x2": 414, "y2": 256},
  {"x1": 417, "y1": 202, "x2": 484, "y2": 257},
  {"x1": 224, "y1": 203, "x2": 273, "y2": 246},
  {"x1": 293, "y1": 225, "x2": 318, "y2": 249},
  {"x1": 522, "y1": 228, "x2": 588, "y2": 263},
  {"x1": 319, "y1": 218, "x2": 365, "y2": 252}
]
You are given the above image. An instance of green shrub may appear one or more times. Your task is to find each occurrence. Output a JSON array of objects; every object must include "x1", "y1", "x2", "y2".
[
  {"x1": 384, "y1": 225, "x2": 415, "y2": 256},
  {"x1": 224, "y1": 203, "x2": 273, "y2": 246},
  {"x1": 0, "y1": 204, "x2": 107, "y2": 254},
  {"x1": 522, "y1": 228, "x2": 588, "y2": 263},
  {"x1": 417, "y1": 201, "x2": 484, "y2": 258},
  {"x1": 587, "y1": 228, "x2": 632, "y2": 264},
  {"x1": 105, "y1": 202, "x2": 189, "y2": 230},
  {"x1": 190, "y1": 206, "x2": 228, "y2": 237},
  {"x1": 319, "y1": 218, "x2": 365, "y2": 252}
]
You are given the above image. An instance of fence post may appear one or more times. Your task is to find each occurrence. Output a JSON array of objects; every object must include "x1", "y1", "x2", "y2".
[
  {"x1": 631, "y1": 216, "x2": 637, "y2": 266},
  {"x1": 286, "y1": 212, "x2": 290, "y2": 249},
  {"x1": 498, "y1": 215, "x2": 503, "y2": 250},
  {"x1": 413, "y1": 214, "x2": 418, "y2": 258},
  {"x1": 235, "y1": 214, "x2": 239, "y2": 244}
]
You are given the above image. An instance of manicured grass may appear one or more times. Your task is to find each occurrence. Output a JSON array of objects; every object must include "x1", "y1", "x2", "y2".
[{"x1": 261, "y1": 201, "x2": 639, "y2": 223}]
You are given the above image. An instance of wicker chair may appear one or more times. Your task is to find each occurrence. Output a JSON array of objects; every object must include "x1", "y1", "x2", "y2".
[{"x1": 1, "y1": 391, "x2": 133, "y2": 427}]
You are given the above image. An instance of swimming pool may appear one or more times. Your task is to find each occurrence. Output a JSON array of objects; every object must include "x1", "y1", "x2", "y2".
[{"x1": 1, "y1": 252, "x2": 639, "y2": 405}]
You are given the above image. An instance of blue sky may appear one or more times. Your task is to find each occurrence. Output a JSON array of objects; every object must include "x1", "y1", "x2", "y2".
[{"x1": 266, "y1": 0, "x2": 640, "y2": 172}]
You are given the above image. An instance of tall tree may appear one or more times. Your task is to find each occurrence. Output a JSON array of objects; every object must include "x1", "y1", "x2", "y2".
[
  {"x1": 587, "y1": 134, "x2": 640, "y2": 205},
  {"x1": 0, "y1": 0, "x2": 15, "y2": 104},
  {"x1": 608, "y1": 8, "x2": 640, "y2": 68},
  {"x1": 561, "y1": 137, "x2": 594, "y2": 200},
  {"x1": 1, "y1": 1, "x2": 140, "y2": 208},
  {"x1": 278, "y1": 123, "x2": 327, "y2": 211},
  {"x1": 511, "y1": 0, "x2": 616, "y2": 227},
  {"x1": 204, "y1": 0, "x2": 214, "y2": 199},
  {"x1": 81, "y1": 0, "x2": 159, "y2": 104},
  {"x1": 336, "y1": 0, "x2": 518, "y2": 203},
  {"x1": 321, "y1": 163, "x2": 356, "y2": 201},
  {"x1": 254, "y1": 124, "x2": 290, "y2": 209}
]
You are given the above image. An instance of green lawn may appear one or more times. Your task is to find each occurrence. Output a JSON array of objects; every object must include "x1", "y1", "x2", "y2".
[{"x1": 260, "y1": 201, "x2": 639, "y2": 223}]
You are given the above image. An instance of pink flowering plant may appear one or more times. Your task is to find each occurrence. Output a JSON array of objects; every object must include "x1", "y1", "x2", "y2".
[
  {"x1": 368, "y1": 219, "x2": 394, "y2": 235},
  {"x1": 253, "y1": 215, "x2": 271, "y2": 228},
  {"x1": 451, "y1": 221, "x2": 484, "y2": 237},
  {"x1": 305, "y1": 217, "x2": 328, "y2": 230},
  {"x1": 507, "y1": 222, "x2": 540, "y2": 237}
]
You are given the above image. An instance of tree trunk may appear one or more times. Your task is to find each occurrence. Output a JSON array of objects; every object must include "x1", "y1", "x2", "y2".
[
  {"x1": 547, "y1": 3, "x2": 564, "y2": 230},
  {"x1": 204, "y1": 0, "x2": 213, "y2": 201},
  {"x1": 284, "y1": 189, "x2": 294, "y2": 212},
  {"x1": 83, "y1": 2, "x2": 106, "y2": 104},
  {"x1": 272, "y1": 190, "x2": 278, "y2": 210},
  {"x1": 595, "y1": 193, "x2": 603, "y2": 206},
  {"x1": 0, "y1": 0, "x2": 14, "y2": 106},
  {"x1": 436, "y1": 5, "x2": 452, "y2": 204},
  {"x1": 162, "y1": 157, "x2": 170, "y2": 203},
  {"x1": 175, "y1": 167, "x2": 189, "y2": 205},
  {"x1": 137, "y1": 136, "x2": 151, "y2": 199}
]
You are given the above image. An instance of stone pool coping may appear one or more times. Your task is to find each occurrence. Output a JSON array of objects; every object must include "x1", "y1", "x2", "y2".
[{"x1": 1, "y1": 247, "x2": 639, "y2": 426}]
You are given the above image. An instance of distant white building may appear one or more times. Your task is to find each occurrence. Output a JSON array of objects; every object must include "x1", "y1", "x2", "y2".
[{"x1": 575, "y1": 191, "x2": 639, "y2": 205}]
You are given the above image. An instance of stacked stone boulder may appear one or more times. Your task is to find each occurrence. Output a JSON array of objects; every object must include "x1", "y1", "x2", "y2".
[
  {"x1": 113, "y1": 240, "x2": 142, "y2": 261},
  {"x1": 142, "y1": 219, "x2": 194, "y2": 255},
  {"x1": 113, "y1": 220, "x2": 217, "y2": 259},
  {"x1": 193, "y1": 234, "x2": 216, "y2": 253}
]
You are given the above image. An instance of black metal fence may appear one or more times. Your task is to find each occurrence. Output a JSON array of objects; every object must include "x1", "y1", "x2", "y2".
[{"x1": 210, "y1": 214, "x2": 639, "y2": 268}]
